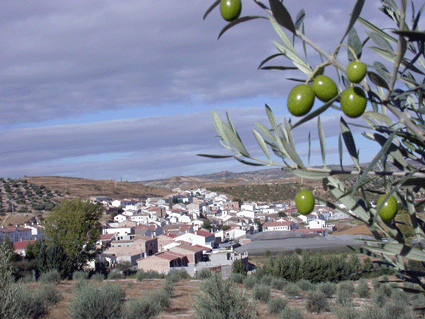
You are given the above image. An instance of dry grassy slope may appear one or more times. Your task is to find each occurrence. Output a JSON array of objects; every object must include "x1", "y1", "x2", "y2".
[{"x1": 25, "y1": 176, "x2": 171, "y2": 199}]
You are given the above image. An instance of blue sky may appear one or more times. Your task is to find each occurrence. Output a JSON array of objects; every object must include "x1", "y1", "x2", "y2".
[{"x1": 0, "y1": 0, "x2": 415, "y2": 181}]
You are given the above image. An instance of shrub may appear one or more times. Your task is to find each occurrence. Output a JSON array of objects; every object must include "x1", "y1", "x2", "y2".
[
  {"x1": 15, "y1": 285, "x2": 47, "y2": 319},
  {"x1": 69, "y1": 281, "x2": 125, "y2": 319},
  {"x1": 192, "y1": 272, "x2": 258, "y2": 319},
  {"x1": 333, "y1": 305, "x2": 359, "y2": 319},
  {"x1": 371, "y1": 286, "x2": 388, "y2": 308},
  {"x1": 297, "y1": 279, "x2": 313, "y2": 291},
  {"x1": 372, "y1": 278, "x2": 381, "y2": 291},
  {"x1": 278, "y1": 306, "x2": 305, "y2": 319},
  {"x1": 72, "y1": 271, "x2": 88, "y2": 281},
  {"x1": 267, "y1": 297, "x2": 287, "y2": 314},
  {"x1": 231, "y1": 259, "x2": 247, "y2": 275},
  {"x1": 196, "y1": 268, "x2": 213, "y2": 280},
  {"x1": 167, "y1": 269, "x2": 189, "y2": 283},
  {"x1": 39, "y1": 269, "x2": 61, "y2": 284},
  {"x1": 228, "y1": 272, "x2": 245, "y2": 284},
  {"x1": 270, "y1": 277, "x2": 287, "y2": 290},
  {"x1": 125, "y1": 297, "x2": 161, "y2": 319},
  {"x1": 283, "y1": 282, "x2": 301, "y2": 298},
  {"x1": 336, "y1": 281, "x2": 354, "y2": 307},
  {"x1": 356, "y1": 278, "x2": 370, "y2": 298},
  {"x1": 359, "y1": 304, "x2": 386, "y2": 319},
  {"x1": 379, "y1": 283, "x2": 393, "y2": 297},
  {"x1": 108, "y1": 270, "x2": 125, "y2": 280},
  {"x1": 161, "y1": 279, "x2": 174, "y2": 298},
  {"x1": 90, "y1": 273, "x2": 105, "y2": 281},
  {"x1": 305, "y1": 290, "x2": 329, "y2": 313},
  {"x1": 136, "y1": 269, "x2": 163, "y2": 281},
  {"x1": 383, "y1": 301, "x2": 415, "y2": 319},
  {"x1": 35, "y1": 283, "x2": 62, "y2": 307},
  {"x1": 243, "y1": 275, "x2": 257, "y2": 289},
  {"x1": 252, "y1": 284, "x2": 270, "y2": 303},
  {"x1": 260, "y1": 274, "x2": 274, "y2": 286},
  {"x1": 316, "y1": 281, "x2": 336, "y2": 298}
]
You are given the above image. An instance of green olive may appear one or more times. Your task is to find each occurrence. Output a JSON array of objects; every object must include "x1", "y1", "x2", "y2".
[
  {"x1": 340, "y1": 87, "x2": 367, "y2": 118},
  {"x1": 377, "y1": 195, "x2": 398, "y2": 221},
  {"x1": 220, "y1": 0, "x2": 242, "y2": 22},
  {"x1": 346, "y1": 61, "x2": 367, "y2": 83},
  {"x1": 287, "y1": 84, "x2": 315, "y2": 117},
  {"x1": 312, "y1": 75, "x2": 338, "y2": 102},
  {"x1": 296, "y1": 190, "x2": 315, "y2": 215}
]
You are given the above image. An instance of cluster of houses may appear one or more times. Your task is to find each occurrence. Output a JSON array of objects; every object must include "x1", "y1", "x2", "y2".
[{"x1": 1, "y1": 187, "x2": 351, "y2": 275}]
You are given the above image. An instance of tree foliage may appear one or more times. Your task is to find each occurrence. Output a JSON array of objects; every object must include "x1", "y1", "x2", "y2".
[
  {"x1": 202, "y1": 0, "x2": 425, "y2": 292},
  {"x1": 43, "y1": 198, "x2": 103, "y2": 272}
]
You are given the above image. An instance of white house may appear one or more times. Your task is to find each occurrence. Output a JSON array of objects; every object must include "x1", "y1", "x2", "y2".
[
  {"x1": 298, "y1": 214, "x2": 317, "y2": 223},
  {"x1": 308, "y1": 219, "x2": 327, "y2": 229},
  {"x1": 262, "y1": 221, "x2": 297, "y2": 232},
  {"x1": 173, "y1": 230, "x2": 216, "y2": 248},
  {"x1": 114, "y1": 214, "x2": 129, "y2": 223}
]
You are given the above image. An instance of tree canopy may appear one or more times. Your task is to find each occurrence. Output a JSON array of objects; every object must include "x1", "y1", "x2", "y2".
[{"x1": 43, "y1": 198, "x2": 103, "y2": 271}]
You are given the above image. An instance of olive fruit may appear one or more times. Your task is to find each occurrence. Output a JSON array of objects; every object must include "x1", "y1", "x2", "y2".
[
  {"x1": 340, "y1": 87, "x2": 367, "y2": 118},
  {"x1": 312, "y1": 75, "x2": 338, "y2": 102},
  {"x1": 220, "y1": 0, "x2": 242, "y2": 22},
  {"x1": 377, "y1": 194, "x2": 398, "y2": 221},
  {"x1": 346, "y1": 61, "x2": 367, "y2": 83},
  {"x1": 296, "y1": 190, "x2": 315, "y2": 215},
  {"x1": 287, "y1": 84, "x2": 315, "y2": 117}
]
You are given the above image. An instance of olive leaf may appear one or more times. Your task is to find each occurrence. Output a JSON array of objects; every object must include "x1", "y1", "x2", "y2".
[
  {"x1": 203, "y1": 0, "x2": 220, "y2": 20},
  {"x1": 348, "y1": 27, "x2": 362, "y2": 61},
  {"x1": 218, "y1": 16, "x2": 267, "y2": 39},
  {"x1": 340, "y1": 117, "x2": 360, "y2": 170},
  {"x1": 340, "y1": 0, "x2": 365, "y2": 43},
  {"x1": 367, "y1": 71, "x2": 390, "y2": 90},
  {"x1": 318, "y1": 116, "x2": 326, "y2": 167},
  {"x1": 269, "y1": 0, "x2": 296, "y2": 34}
]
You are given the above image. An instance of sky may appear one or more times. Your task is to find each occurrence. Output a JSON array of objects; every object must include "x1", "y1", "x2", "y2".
[{"x1": 0, "y1": 0, "x2": 415, "y2": 181}]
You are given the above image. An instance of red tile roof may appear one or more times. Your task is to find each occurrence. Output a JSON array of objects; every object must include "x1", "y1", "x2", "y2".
[
  {"x1": 155, "y1": 251, "x2": 185, "y2": 261},
  {"x1": 192, "y1": 230, "x2": 213, "y2": 238},
  {"x1": 13, "y1": 240, "x2": 36, "y2": 250}
]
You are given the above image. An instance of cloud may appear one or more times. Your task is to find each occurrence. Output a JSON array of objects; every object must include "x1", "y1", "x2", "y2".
[{"x1": 0, "y1": 0, "x2": 400, "y2": 180}]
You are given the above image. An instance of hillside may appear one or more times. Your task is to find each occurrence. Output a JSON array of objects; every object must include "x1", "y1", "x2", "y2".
[{"x1": 25, "y1": 176, "x2": 171, "y2": 199}]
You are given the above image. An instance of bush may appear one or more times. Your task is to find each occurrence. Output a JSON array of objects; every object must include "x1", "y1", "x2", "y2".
[
  {"x1": 316, "y1": 281, "x2": 336, "y2": 298},
  {"x1": 39, "y1": 269, "x2": 61, "y2": 284},
  {"x1": 270, "y1": 277, "x2": 287, "y2": 290},
  {"x1": 372, "y1": 278, "x2": 381, "y2": 291},
  {"x1": 90, "y1": 273, "x2": 105, "y2": 281},
  {"x1": 336, "y1": 281, "x2": 354, "y2": 307},
  {"x1": 192, "y1": 272, "x2": 258, "y2": 319},
  {"x1": 108, "y1": 270, "x2": 125, "y2": 280},
  {"x1": 72, "y1": 271, "x2": 88, "y2": 281},
  {"x1": 359, "y1": 304, "x2": 386, "y2": 319},
  {"x1": 267, "y1": 297, "x2": 287, "y2": 314},
  {"x1": 283, "y1": 282, "x2": 301, "y2": 298},
  {"x1": 167, "y1": 269, "x2": 189, "y2": 283},
  {"x1": 305, "y1": 290, "x2": 329, "y2": 313},
  {"x1": 196, "y1": 268, "x2": 213, "y2": 280},
  {"x1": 136, "y1": 269, "x2": 163, "y2": 281},
  {"x1": 231, "y1": 259, "x2": 247, "y2": 275},
  {"x1": 260, "y1": 274, "x2": 274, "y2": 286},
  {"x1": 278, "y1": 306, "x2": 305, "y2": 319},
  {"x1": 228, "y1": 272, "x2": 245, "y2": 284},
  {"x1": 371, "y1": 286, "x2": 388, "y2": 308},
  {"x1": 252, "y1": 284, "x2": 270, "y2": 303},
  {"x1": 356, "y1": 278, "x2": 370, "y2": 298},
  {"x1": 15, "y1": 285, "x2": 47, "y2": 319},
  {"x1": 333, "y1": 305, "x2": 359, "y2": 319},
  {"x1": 36, "y1": 283, "x2": 62, "y2": 307},
  {"x1": 297, "y1": 279, "x2": 313, "y2": 291},
  {"x1": 382, "y1": 301, "x2": 415, "y2": 319},
  {"x1": 69, "y1": 281, "x2": 125, "y2": 319},
  {"x1": 243, "y1": 275, "x2": 257, "y2": 289}
]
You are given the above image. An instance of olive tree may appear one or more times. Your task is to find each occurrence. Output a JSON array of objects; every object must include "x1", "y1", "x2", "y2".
[{"x1": 202, "y1": 0, "x2": 425, "y2": 293}]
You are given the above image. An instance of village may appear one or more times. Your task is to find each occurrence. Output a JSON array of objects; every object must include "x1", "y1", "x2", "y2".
[{"x1": 0, "y1": 186, "x2": 354, "y2": 277}]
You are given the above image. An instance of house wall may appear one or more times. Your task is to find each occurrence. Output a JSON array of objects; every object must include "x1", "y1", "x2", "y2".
[{"x1": 137, "y1": 256, "x2": 170, "y2": 273}]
